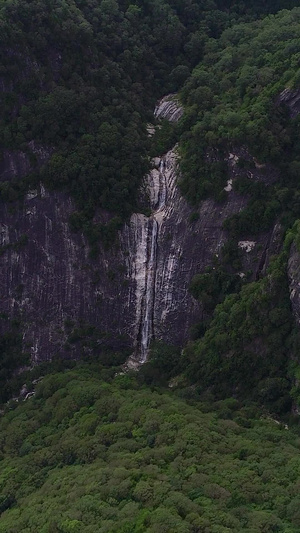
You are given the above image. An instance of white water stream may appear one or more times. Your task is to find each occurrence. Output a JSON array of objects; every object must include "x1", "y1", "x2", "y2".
[
  {"x1": 124, "y1": 95, "x2": 183, "y2": 366},
  {"x1": 137, "y1": 158, "x2": 167, "y2": 362}
]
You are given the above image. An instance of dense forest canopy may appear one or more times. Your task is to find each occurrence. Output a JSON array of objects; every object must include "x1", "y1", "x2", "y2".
[
  {"x1": 179, "y1": 8, "x2": 300, "y2": 206},
  {"x1": 0, "y1": 0, "x2": 299, "y2": 225},
  {"x1": 1, "y1": 0, "x2": 300, "y2": 399},
  {"x1": 1, "y1": 365, "x2": 300, "y2": 532}
]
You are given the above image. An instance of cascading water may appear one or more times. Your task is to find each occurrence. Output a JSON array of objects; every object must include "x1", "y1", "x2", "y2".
[
  {"x1": 139, "y1": 218, "x2": 158, "y2": 362},
  {"x1": 135, "y1": 156, "x2": 168, "y2": 362},
  {"x1": 124, "y1": 95, "x2": 183, "y2": 367},
  {"x1": 158, "y1": 159, "x2": 167, "y2": 209}
]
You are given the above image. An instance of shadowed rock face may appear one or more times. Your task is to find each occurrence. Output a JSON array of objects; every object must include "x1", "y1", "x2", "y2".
[
  {"x1": 0, "y1": 151, "x2": 31, "y2": 182},
  {"x1": 0, "y1": 186, "x2": 134, "y2": 361},
  {"x1": 288, "y1": 243, "x2": 300, "y2": 328},
  {"x1": 0, "y1": 142, "x2": 53, "y2": 183},
  {"x1": 0, "y1": 95, "x2": 281, "y2": 362},
  {"x1": 280, "y1": 89, "x2": 300, "y2": 328},
  {"x1": 279, "y1": 88, "x2": 300, "y2": 118}
]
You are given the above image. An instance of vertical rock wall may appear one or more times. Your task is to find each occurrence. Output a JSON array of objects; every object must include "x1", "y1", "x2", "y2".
[{"x1": 0, "y1": 95, "x2": 281, "y2": 362}]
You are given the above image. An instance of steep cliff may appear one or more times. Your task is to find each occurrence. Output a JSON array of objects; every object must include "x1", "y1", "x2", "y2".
[
  {"x1": 0, "y1": 96, "x2": 282, "y2": 363},
  {"x1": 288, "y1": 242, "x2": 300, "y2": 328},
  {"x1": 279, "y1": 88, "x2": 300, "y2": 118},
  {"x1": 0, "y1": 186, "x2": 134, "y2": 362},
  {"x1": 279, "y1": 89, "x2": 300, "y2": 331}
]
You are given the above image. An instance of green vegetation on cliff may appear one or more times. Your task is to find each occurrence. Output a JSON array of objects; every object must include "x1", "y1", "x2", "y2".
[
  {"x1": 0, "y1": 0, "x2": 230, "y2": 226},
  {"x1": 0, "y1": 0, "x2": 299, "y2": 224},
  {"x1": 185, "y1": 248, "x2": 297, "y2": 414},
  {"x1": 179, "y1": 7, "x2": 300, "y2": 222}
]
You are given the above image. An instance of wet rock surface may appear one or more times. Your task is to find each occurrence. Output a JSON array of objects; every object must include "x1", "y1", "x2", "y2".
[
  {"x1": 154, "y1": 94, "x2": 183, "y2": 122},
  {"x1": 0, "y1": 95, "x2": 281, "y2": 362},
  {"x1": 122, "y1": 97, "x2": 281, "y2": 363}
]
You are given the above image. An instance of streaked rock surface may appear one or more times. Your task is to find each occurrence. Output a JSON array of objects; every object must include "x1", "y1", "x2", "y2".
[{"x1": 0, "y1": 95, "x2": 281, "y2": 362}]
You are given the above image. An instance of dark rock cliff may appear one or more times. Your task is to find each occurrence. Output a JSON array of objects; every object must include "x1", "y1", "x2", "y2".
[
  {"x1": 280, "y1": 89, "x2": 300, "y2": 324},
  {"x1": 288, "y1": 242, "x2": 300, "y2": 328},
  {"x1": 0, "y1": 142, "x2": 52, "y2": 183},
  {"x1": 0, "y1": 185, "x2": 134, "y2": 361},
  {"x1": 279, "y1": 88, "x2": 300, "y2": 118},
  {"x1": 0, "y1": 96, "x2": 282, "y2": 363}
]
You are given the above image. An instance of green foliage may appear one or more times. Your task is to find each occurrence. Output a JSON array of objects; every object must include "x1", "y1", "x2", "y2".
[
  {"x1": 138, "y1": 341, "x2": 183, "y2": 386},
  {"x1": 189, "y1": 263, "x2": 242, "y2": 313},
  {"x1": 178, "y1": 7, "x2": 300, "y2": 223},
  {"x1": 0, "y1": 366, "x2": 300, "y2": 531},
  {"x1": 1, "y1": 6, "x2": 300, "y2": 532},
  {"x1": 150, "y1": 119, "x2": 180, "y2": 157},
  {"x1": 0, "y1": 0, "x2": 240, "y2": 236},
  {"x1": 185, "y1": 246, "x2": 298, "y2": 413},
  {"x1": 1, "y1": 0, "x2": 297, "y2": 235},
  {"x1": 0, "y1": 318, "x2": 29, "y2": 404}
]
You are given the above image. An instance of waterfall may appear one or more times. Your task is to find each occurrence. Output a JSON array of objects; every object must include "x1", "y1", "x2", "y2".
[
  {"x1": 158, "y1": 159, "x2": 167, "y2": 210},
  {"x1": 125, "y1": 95, "x2": 183, "y2": 367},
  {"x1": 133, "y1": 156, "x2": 168, "y2": 363},
  {"x1": 139, "y1": 218, "x2": 158, "y2": 362}
]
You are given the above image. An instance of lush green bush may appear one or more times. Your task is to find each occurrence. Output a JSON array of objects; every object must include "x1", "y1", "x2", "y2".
[{"x1": 0, "y1": 318, "x2": 29, "y2": 404}]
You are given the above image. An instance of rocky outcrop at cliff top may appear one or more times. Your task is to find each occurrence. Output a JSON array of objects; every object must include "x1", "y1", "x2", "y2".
[
  {"x1": 0, "y1": 95, "x2": 282, "y2": 362},
  {"x1": 153, "y1": 95, "x2": 184, "y2": 122}
]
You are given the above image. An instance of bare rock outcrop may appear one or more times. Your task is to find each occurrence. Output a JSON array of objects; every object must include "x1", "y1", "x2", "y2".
[
  {"x1": 122, "y1": 97, "x2": 282, "y2": 363},
  {"x1": 154, "y1": 94, "x2": 183, "y2": 122},
  {"x1": 279, "y1": 88, "x2": 300, "y2": 118},
  {"x1": 0, "y1": 185, "x2": 134, "y2": 361}
]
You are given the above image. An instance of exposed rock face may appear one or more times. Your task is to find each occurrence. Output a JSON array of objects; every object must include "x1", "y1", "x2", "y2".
[
  {"x1": 0, "y1": 142, "x2": 52, "y2": 182},
  {"x1": 0, "y1": 151, "x2": 31, "y2": 182},
  {"x1": 279, "y1": 89, "x2": 300, "y2": 328},
  {"x1": 279, "y1": 88, "x2": 300, "y2": 118},
  {"x1": 122, "y1": 97, "x2": 282, "y2": 362},
  {"x1": 154, "y1": 94, "x2": 183, "y2": 122},
  {"x1": 288, "y1": 243, "x2": 300, "y2": 328},
  {"x1": 0, "y1": 186, "x2": 134, "y2": 361},
  {"x1": 0, "y1": 95, "x2": 281, "y2": 362}
]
